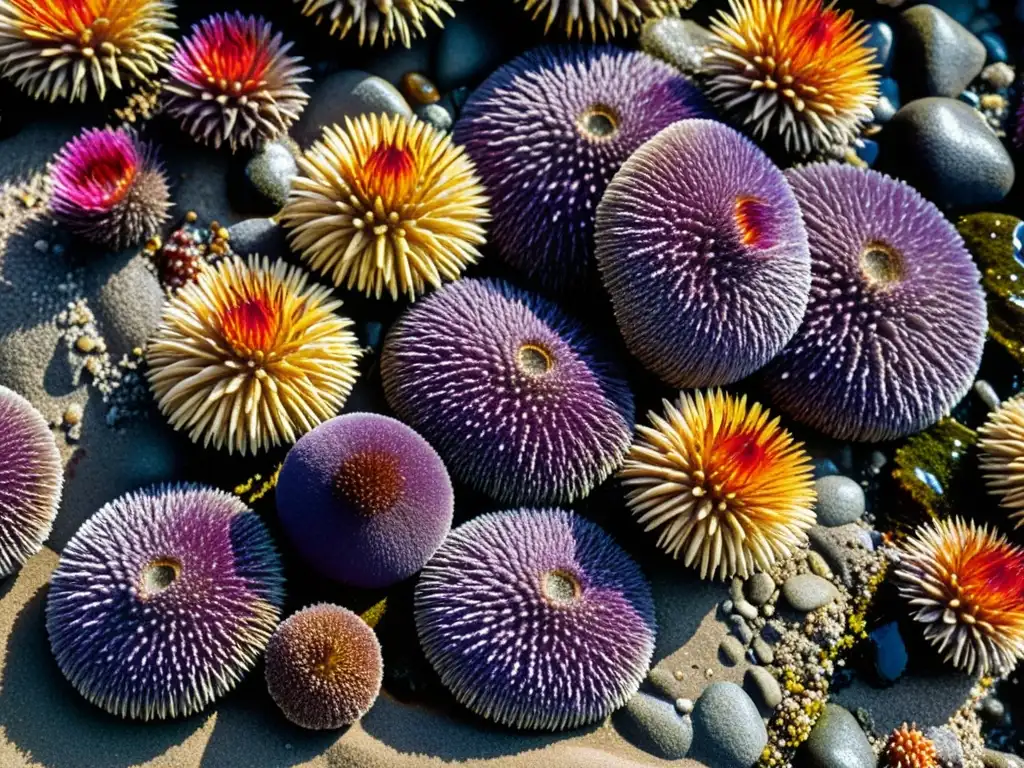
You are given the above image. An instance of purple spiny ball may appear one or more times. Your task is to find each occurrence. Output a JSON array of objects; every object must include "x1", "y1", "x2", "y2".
[
  {"x1": 381, "y1": 278, "x2": 634, "y2": 505},
  {"x1": 0, "y1": 386, "x2": 62, "y2": 577},
  {"x1": 46, "y1": 484, "x2": 284, "y2": 720},
  {"x1": 415, "y1": 508, "x2": 656, "y2": 731},
  {"x1": 764, "y1": 164, "x2": 987, "y2": 442},
  {"x1": 276, "y1": 413, "x2": 454, "y2": 589},
  {"x1": 453, "y1": 46, "x2": 710, "y2": 294},
  {"x1": 596, "y1": 119, "x2": 811, "y2": 387}
]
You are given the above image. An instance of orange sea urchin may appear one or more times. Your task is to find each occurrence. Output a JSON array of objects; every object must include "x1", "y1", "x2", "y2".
[
  {"x1": 293, "y1": 0, "x2": 458, "y2": 48},
  {"x1": 894, "y1": 517, "x2": 1024, "y2": 677},
  {"x1": 979, "y1": 394, "x2": 1024, "y2": 528},
  {"x1": 280, "y1": 113, "x2": 489, "y2": 302},
  {"x1": 515, "y1": 0, "x2": 696, "y2": 40},
  {"x1": 704, "y1": 0, "x2": 879, "y2": 155},
  {"x1": 619, "y1": 389, "x2": 816, "y2": 580},
  {"x1": 147, "y1": 255, "x2": 362, "y2": 456},
  {"x1": 0, "y1": 0, "x2": 175, "y2": 103},
  {"x1": 885, "y1": 723, "x2": 938, "y2": 768}
]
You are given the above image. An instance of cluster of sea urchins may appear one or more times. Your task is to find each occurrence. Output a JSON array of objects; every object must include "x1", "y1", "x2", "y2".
[{"x1": 292, "y1": 0, "x2": 459, "y2": 48}]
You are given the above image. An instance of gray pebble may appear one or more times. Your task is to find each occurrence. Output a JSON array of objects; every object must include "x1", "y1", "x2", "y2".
[
  {"x1": 729, "y1": 577, "x2": 745, "y2": 604},
  {"x1": 751, "y1": 637, "x2": 774, "y2": 665},
  {"x1": 781, "y1": 574, "x2": 838, "y2": 613},
  {"x1": 924, "y1": 726, "x2": 964, "y2": 768},
  {"x1": 647, "y1": 667, "x2": 679, "y2": 701},
  {"x1": 799, "y1": 704, "x2": 875, "y2": 768},
  {"x1": 744, "y1": 667, "x2": 782, "y2": 714},
  {"x1": 729, "y1": 615, "x2": 754, "y2": 645},
  {"x1": 745, "y1": 573, "x2": 775, "y2": 606},
  {"x1": 808, "y1": 524, "x2": 867, "y2": 587},
  {"x1": 983, "y1": 749, "x2": 1024, "y2": 768},
  {"x1": 734, "y1": 599, "x2": 759, "y2": 622},
  {"x1": 814, "y1": 475, "x2": 866, "y2": 526},
  {"x1": 243, "y1": 141, "x2": 297, "y2": 212},
  {"x1": 807, "y1": 552, "x2": 833, "y2": 580},
  {"x1": 719, "y1": 636, "x2": 746, "y2": 666},
  {"x1": 226, "y1": 218, "x2": 291, "y2": 261},
  {"x1": 295, "y1": 71, "x2": 411, "y2": 147},
  {"x1": 974, "y1": 379, "x2": 1002, "y2": 411},
  {"x1": 617, "y1": 691, "x2": 693, "y2": 760},
  {"x1": 980, "y1": 696, "x2": 1006, "y2": 721},
  {"x1": 721, "y1": 599, "x2": 734, "y2": 615},
  {"x1": 690, "y1": 682, "x2": 767, "y2": 768},
  {"x1": 899, "y1": 6, "x2": 986, "y2": 99},
  {"x1": 414, "y1": 102, "x2": 453, "y2": 133},
  {"x1": 675, "y1": 698, "x2": 693, "y2": 715},
  {"x1": 639, "y1": 17, "x2": 715, "y2": 74},
  {"x1": 761, "y1": 604, "x2": 774, "y2": 618}
]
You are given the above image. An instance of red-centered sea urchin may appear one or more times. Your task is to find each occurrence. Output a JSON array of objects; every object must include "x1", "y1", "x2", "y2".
[
  {"x1": 293, "y1": 0, "x2": 458, "y2": 48},
  {"x1": 620, "y1": 389, "x2": 816, "y2": 581},
  {"x1": 0, "y1": 386, "x2": 62, "y2": 578},
  {"x1": 50, "y1": 127, "x2": 171, "y2": 251},
  {"x1": 281, "y1": 113, "x2": 488, "y2": 301},
  {"x1": 704, "y1": 0, "x2": 879, "y2": 156},
  {"x1": 979, "y1": 394, "x2": 1024, "y2": 528},
  {"x1": 894, "y1": 517, "x2": 1024, "y2": 677},
  {"x1": 164, "y1": 13, "x2": 310, "y2": 152},
  {"x1": 146, "y1": 255, "x2": 362, "y2": 456},
  {"x1": 515, "y1": 0, "x2": 695, "y2": 40},
  {"x1": 0, "y1": 0, "x2": 175, "y2": 103},
  {"x1": 886, "y1": 723, "x2": 938, "y2": 768},
  {"x1": 265, "y1": 604, "x2": 383, "y2": 730}
]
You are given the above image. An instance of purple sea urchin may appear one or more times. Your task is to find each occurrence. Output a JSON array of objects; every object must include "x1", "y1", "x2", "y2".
[
  {"x1": 764, "y1": 165, "x2": 986, "y2": 442},
  {"x1": 515, "y1": 0, "x2": 695, "y2": 40},
  {"x1": 453, "y1": 46, "x2": 710, "y2": 293},
  {"x1": 50, "y1": 127, "x2": 171, "y2": 250},
  {"x1": 276, "y1": 413, "x2": 454, "y2": 589},
  {"x1": 381, "y1": 278, "x2": 634, "y2": 504},
  {"x1": 265, "y1": 604, "x2": 383, "y2": 730},
  {"x1": 164, "y1": 13, "x2": 310, "y2": 152},
  {"x1": 596, "y1": 120, "x2": 810, "y2": 387},
  {"x1": 293, "y1": 0, "x2": 458, "y2": 48},
  {"x1": 46, "y1": 484, "x2": 284, "y2": 720},
  {"x1": 0, "y1": 386, "x2": 62, "y2": 577},
  {"x1": 415, "y1": 508, "x2": 656, "y2": 731}
]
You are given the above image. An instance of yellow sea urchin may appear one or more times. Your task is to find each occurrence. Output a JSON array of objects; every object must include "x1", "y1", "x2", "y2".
[
  {"x1": 0, "y1": 0, "x2": 176, "y2": 102},
  {"x1": 620, "y1": 389, "x2": 816, "y2": 580},
  {"x1": 292, "y1": 0, "x2": 457, "y2": 48},
  {"x1": 979, "y1": 394, "x2": 1024, "y2": 528},
  {"x1": 280, "y1": 113, "x2": 489, "y2": 302},
  {"x1": 894, "y1": 517, "x2": 1024, "y2": 677},
  {"x1": 885, "y1": 723, "x2": 938, "y2": 768},
  {"x1": 516, "y1": 0, "x2": 696, "y2": 40},
  {"x1": 704, "y1": 0, "x2": 879, "y2": 155},
  {"x1": 147, "y1": 255, "x2": 361, "y2": 456}
]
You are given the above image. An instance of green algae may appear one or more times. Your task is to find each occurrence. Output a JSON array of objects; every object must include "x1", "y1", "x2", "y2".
[{"x1": 891, "y1": 418, "x2": 977, "y2": 524}]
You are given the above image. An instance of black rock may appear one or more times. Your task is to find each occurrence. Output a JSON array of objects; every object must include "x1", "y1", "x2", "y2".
[
  {"x1": 898, "y1": 5, "x2": 986, "y2": 99},
  {"x1": 227, "y1": 218, "x2": 292, "y2": 262},
  {"x1": 866, "y1": 20, "x2": 895, "y2": 76},
  {"x1": 293, "y1": 71, "x2": 412, "y2": 147}
]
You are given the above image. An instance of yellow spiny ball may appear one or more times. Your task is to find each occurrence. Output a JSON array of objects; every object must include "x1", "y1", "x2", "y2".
[
  {"x1": 515, "y1": 0, "x2": 696, "y2": 41},
  {"x1": 292, "y1": 0, "x2": 458, "y2": 48}
]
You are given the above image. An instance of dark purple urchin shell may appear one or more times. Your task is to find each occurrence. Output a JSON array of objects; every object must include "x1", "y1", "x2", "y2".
[
  {"x1": 265, "y1": 604, "x2": 383, "y2": 730},
  {"x1": 0, "y1": 386, "x2": 62, "y2": 577},
  {"x1": 415, "y1": 508, "x2": 656, "y2": 731},
  {"x1": 764, "y1": 164, "x2": 987, "y2": 442},
  {"x1": 381, "y1": 278, "x2": 634, "y2": 505},
  {"x1": 276, "y1": 413, "x2": 454, "y2": 589},
  {"x1": 46, "y1": 484, "x2": 284, "y2": 720},
  {"x1": 596, "y1": 119, "x2": 811, "y2": 388},
  {"x1": 453, "y1": 46, "x2": 710, "y2": 294}
]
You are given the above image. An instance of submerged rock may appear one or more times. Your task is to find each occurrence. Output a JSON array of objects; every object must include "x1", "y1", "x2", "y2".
[
  {"x1": 294, "y1": 71, "x2": 411, "y2": 147},
  {"x1": 869, "y1": 621, "x2": 908, "y2": 684},
  {"x1": 243, "y1": 141, "x2": 297, "y2": 213}
]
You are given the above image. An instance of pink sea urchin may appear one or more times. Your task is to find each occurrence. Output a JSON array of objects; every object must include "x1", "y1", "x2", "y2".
[
  {"x1": 164, "y1": 13, "x2": 310, "y2": 152},
  {"x1": 50, "y1": 127, "x2": 171, "y2": 250}
]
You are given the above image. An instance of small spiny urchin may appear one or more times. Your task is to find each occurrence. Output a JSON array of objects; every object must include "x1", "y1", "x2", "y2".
[
  {"x1": 979, "y1": 394, "x2": 1024, "y2": 528},
  {"x1": 704, "y1": 0, "x2": 880, "y2": 156},
  {"x1": 596, "y1": 119, "x2": 810, "y2": 388},
  {"x1": 280, "y1": 113, "x2": 489, "y2": 302},
  {"x1": 894, "y1": 517, "x2": 1024, "y2": 677},
  {"x1": 886, "y1": 723, "x2": 938, "y2": 768},
  {"x1": 50, "y1": 127, "x2": 171, "y2": 250},
  {"x1": 415, "y1": 508, "x2": 656, "y2": 731},
  {"x1": 764, "y1": 164, "x2": 987, "y2": 442},
  {"x1": 46, "y1": 484, "x2": 284, "y2": 720},
  {"x1": 265, "y1": 604, "x2": 383, "y2": 730},
  {"x1": 620, "y1": 389, "x2": 816, "y2": 581},
  {"x1": 453, "y1": 46, "x2": 710, "y2": 294},
  {"x1": 276, "y1": 413, "x2": 454, "y2": 589},
  {"x1": 515, "y1": 0, "x2": 696, "y2": 41},
  {"x1": 0, "y1": 0, "x2": 175, "y2": 102},
  {"x1": 164, "y1": 13, "x2": 310, "y2": 152},
  {"x1": 381, "y1": 278, "x2": 634, "y2": 505},
  {"x1": 146, "y1": 255, "x2": 362, "y2": 456},
  {"x1": 0, "y1": 386, "x2": 62, "y2": 578},
  {"x1": 293, "y1": 0, "x2": 458, "y2": 48}
]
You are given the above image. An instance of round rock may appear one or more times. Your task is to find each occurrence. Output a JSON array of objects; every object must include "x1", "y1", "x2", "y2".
[
  {"x1": 799, "y1": 704, "x2": 875, "y2": 768},
  {"x1": 745, "y1": 573, "x2": 775, "y2": 606},
  {"x1": 226, "y1": 218, "x2": 292, "y2": 262},
  {"x1": 243, "y1": 141, "x2": 297, "y2": 213},
  {"x1": 744, "y1": 667, "x2": 782, "y2": 715},
  {"x1": 616, "y1": 691, "x2": 693, "y2": 760},
  {"x1": 414, "y1": 103, "x2": 454, "y2": 133},
  {"x1": 781, "y1": 574, "x2": 838, "y2": 613},
  {"x1": 719, "y1": 636, "x2": 746, "y2": 667},
  {"x1": 898, "y1": 5, "x2": 986, "y2": 99},
  {"x1": 690, "y1": 682, "x2": 767, "y2": 768},
  {"x1": 294, "y1": 71, "x2": 411, "y2": 147},
  {"x1": 814, "y1": 476, "x2": 866, "y2": 526}
]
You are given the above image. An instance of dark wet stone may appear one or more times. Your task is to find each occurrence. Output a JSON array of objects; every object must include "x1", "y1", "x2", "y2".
[
  {"x1": 435, "y1": 12, "x2": 505, "y2": 91},
  {"x1": 813, "y1": 458, "x2": 840, "y2": 479},
  {"x1": 979, "y1": 696, "x2": 1006, "y2": 721},
  {"x1": 924, "y1": 726, "x2": 964, "y2": 768},
  {"x1": 745, "y1": 573, "x2": 775, "y2": 606},
  {"x1": 616, "y1": 691, "x2": 693, "y2": 760},
  {"x1": 979, "y1": 31, "x2": 1008, "y2": 62},
  {"x1": 640, "y1": 17, "x2": 715, "y2": 74},
  {"x1": 294, "y1": 71, "x2": 411, "y2": 147},
  {"x1": 799, "y1": 704, "x2": 875, "y2": 768},
  {"x1": 719, "y1": 636, "x2": 746, "y2": 666},
  {"x1": 869, "y1": 621, "x2": 908, "y2": 683},
  {"x1": 898, "y1": 6, "x2": 986, "y2": 99},
  {"x1": 781, "y1": 574, "x2": 838, "y2": 613},
  {"x1": 866, "y1": 20, "x2": 895, "y2": 75},
  {"x1": 744, "y1": 667, "x2": 782, "y2": 714},
  {"x1": 855, "y1": 139, "x2": 879, "y2": 167},
  {"x1": 729, "y1": 615, "x2": 753, "y2": 644},
  {"x1": 226, "y1": 218, "x2": 291, "y2": 262},
  {"x1": 815, "y1": 476, "x2": 866, "y2": 527},
  {"x1": 874, "y1": 77, "x2": 901, "y2": 123},
  {"x1": 243, "y1": 141, "x2": 297, "y2": 213},
  {"x1": 690, "y1": 683, "x2": 767, "y2": 768}
]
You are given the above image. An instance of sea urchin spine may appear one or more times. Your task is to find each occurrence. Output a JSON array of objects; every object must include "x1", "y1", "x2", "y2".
[
  {"x1": 293, "y1": 0, "x2": 458, "y2": 49},
  {"x1": 979, "y1": 394, "x2": 1024, "y2": 528},
  {"x1": 516, "y1": 0, "x2": 695, "y2": 40}
]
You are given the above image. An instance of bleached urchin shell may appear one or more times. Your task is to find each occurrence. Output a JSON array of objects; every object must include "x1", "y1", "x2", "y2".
[
  {"x1": 765, "y1": 164, "x2": 986, "y2": 442},
  {"x1": 0, "y1": 386, "x2": 62, "y2": 577},
  {"x1": 596, "y1": 119, "x2": 810, "y2": 387},
  {"x1": 46, "y1": 484, "x2": 284, "y2": 720},
  {"x1": 415, "y1": 508, "x2": 656, "y2": 731}
]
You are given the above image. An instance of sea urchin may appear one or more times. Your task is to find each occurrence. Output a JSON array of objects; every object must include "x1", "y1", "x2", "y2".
[
  {"x1": 281, "y1": 113, "x2": 488, "y2": 301},
  {"x1": 515, "y1": 0, "x2": 695, "y2": 40},
  {"x1": 415, "y1": 508, "x2": 656, "y2": 731},
  {"x1": 147, "y1": 255, "x2": 362, "y2": 456},
  {"x1": 596, "y1": 119, "x2": 810, "y2": 387},
  {"x1": 765, "y1": 164, "x2": 986, "y2": 442},
  {"x1": 453, "y1": 46, "x2": 710, "y2": 293},
  {"x1": 894, "y1": 517, "x2": 1024, "y2": 677},
  {"x1": 0, "y1": 386, "x2": 62, "y2": 578},
  {"x1": 293, "y1": 0, "x2": 458, "y2": 48},
  {"x1": 704, "y1": 0, "x2": 879, "y2": 155},
  {"x1": 979, "y1": 394, "x2": 1024, "y2": 528},
  {"x1": 886, "y1": 723, "x2": 938, "y2": 768},
  {"x1": 276, "y1": 413, "x2": 454, "y2": 589},
  {"x1": 50, "y1": 127, "x2": 171, "y2": 250},
  {"x1": 382, "y1": 278, "x2": 634, "y2": 505},
  {"x1": 0, "y1": 0, "x2": 175, "y2": 102},
  {"x1": 164, "y1": 13, "x2": 310, "y2": 152},
  {"x1": 46, "y1": 484, "x2": 284, "y2": 720},
  {"x1": 265, "y1": 604, "x2": 383, "y2": 730},
  {"x1": 620, "y1": 389, "x2": 816, "y2": 581}
]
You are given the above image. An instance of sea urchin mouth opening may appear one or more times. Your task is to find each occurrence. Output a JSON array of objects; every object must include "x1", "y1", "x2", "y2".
[
  {"x1": 333, "y1": 450, "x2": 406, "y2": 517},
  {"x1": 541, "y1": 568, "x2": 582, "y2": 607},
  {"x1": 141, "y1": 558, "x2": 181, "y2": 596},
  {"x1": 859, "y1": 242, "x2": 905, "y2": 287},
  {"x1": 734, "y1": 196, "x2": 775, "y2": 248},
  {"x1": 577, "y1": 105, "x2": 620, "y2": 141},
  {"x1": 517, "y1": 342, "x2": 555, "y2": 376},
  {"x1": 362, "y1": 141, "x2": 418, "y2": 203},
  {"x1": 219, "y1": 295, "x2": 281, "y2": 357}
]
